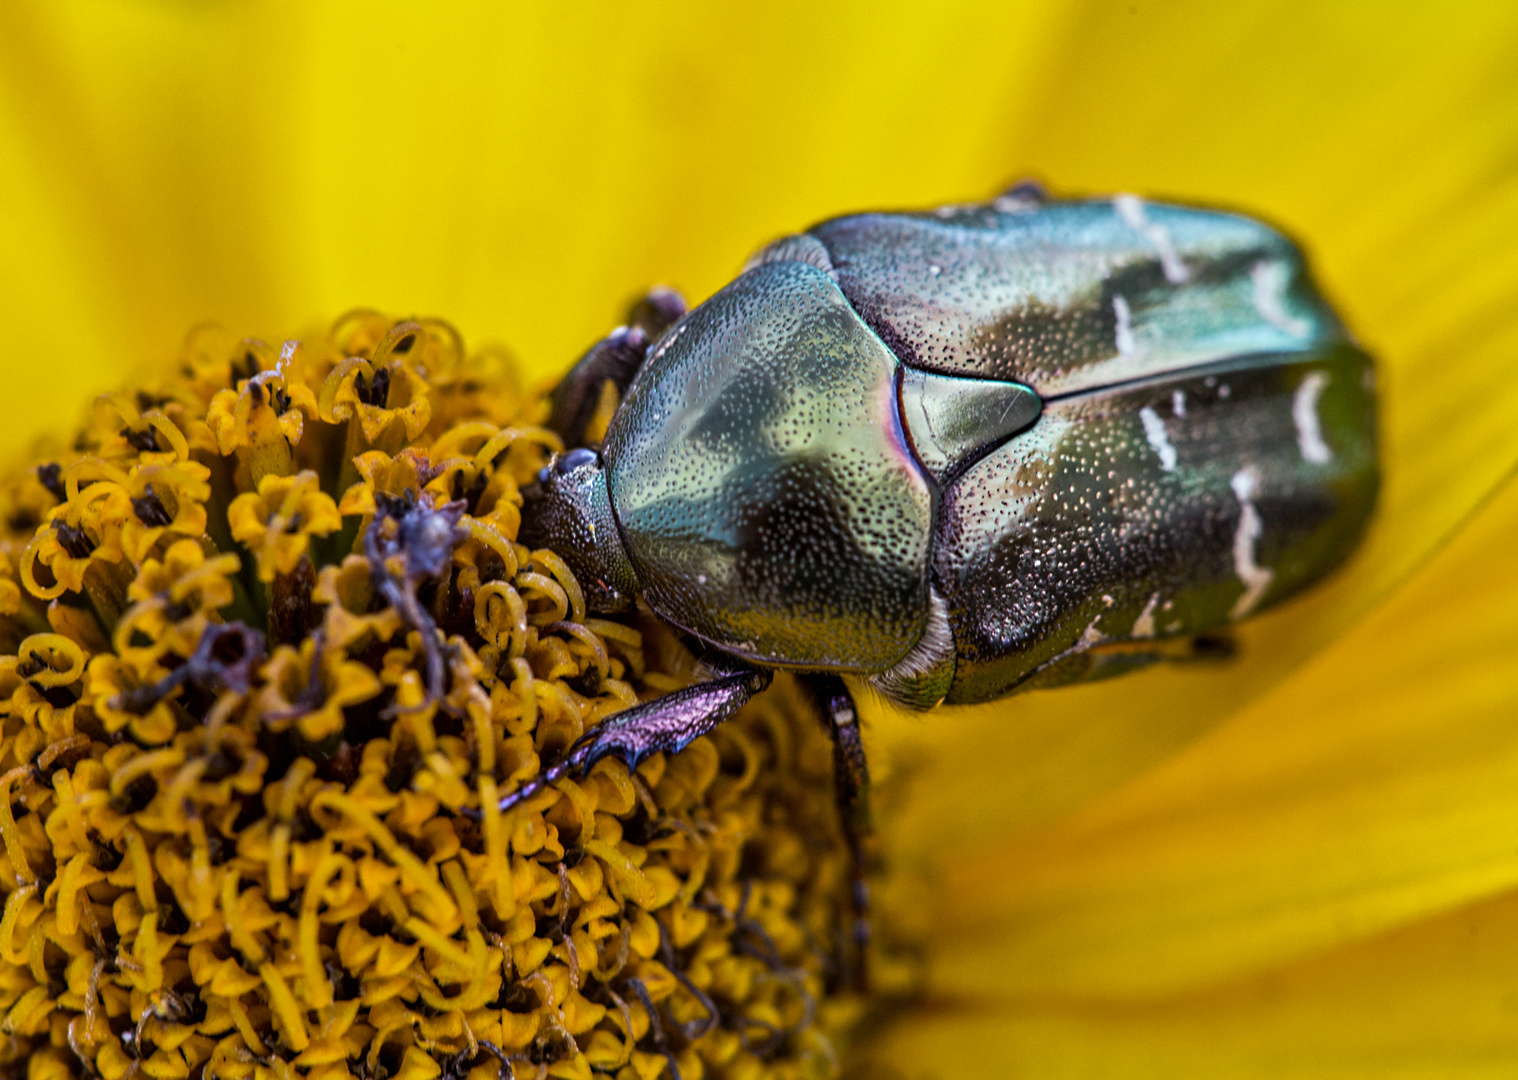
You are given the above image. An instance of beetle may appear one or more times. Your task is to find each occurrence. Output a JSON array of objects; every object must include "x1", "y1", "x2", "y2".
[{"x1": 496, "y1": 183, "x2": 1377, "y2": 968}]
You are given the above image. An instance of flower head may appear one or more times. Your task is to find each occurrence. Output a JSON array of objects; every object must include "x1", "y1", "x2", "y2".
[
  {"x1": 0, "y1": 312, "x2": 863, "y2": 1080},
  {"x1": 317, "y1": 323, "x2": 436, "y2": 452},
  {"x1": 228, "y1": 470, "x2": 343, "y2": 583}
]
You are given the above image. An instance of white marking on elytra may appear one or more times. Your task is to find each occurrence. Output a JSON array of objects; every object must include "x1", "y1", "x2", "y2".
[
  {"x1": 1114, "y1": 193, "x2": 1190, "y2": 284},
  {"x1": 1132, "y1": 592, "x2": 1160, "y2": 638},
  {"x1": 1251, "y1": 260, "x2": 1313, "y2": 338},
  {"x1": 1229, "y1": 468, "x2": 1274, "y2": 620},
  {"x1": 1075, "y1": 615, "x2": 1106, "y2": 650},
  {"x1": 1139, "y1": 406, "x2": 1177, "y2": 471},
  {"x1": 1033, "y1": 611, "x2": 1110, "y2": 679},
  {"x1": 993, "y1": 193, "x2": 1039, "y2": 213},
  {"x1": 1292, "y1": 371, "x2": 1333, "y2": 464},
  {"x1": 1113, "y1": 295, "x2": 1138, "y2": 357},
  {"x1": 1172, "y1": 389, "x2": 1187, "y2": 417}
]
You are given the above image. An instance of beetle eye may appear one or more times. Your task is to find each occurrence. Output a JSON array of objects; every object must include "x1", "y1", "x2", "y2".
[{"x1": 554, "y1": 447, "x2": 599, "y2": 475}]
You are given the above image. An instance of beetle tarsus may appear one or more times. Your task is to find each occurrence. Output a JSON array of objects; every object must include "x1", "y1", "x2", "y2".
[
  {"x1": 495, "y1": 661, "x2": 771, "y2": 813},
  {"x1": 626, "y1": 285, "x2": 687, "y2": 340},
  {"x1": 546, "y1": 325, "x2": 646, "y2": 446},
  {"x1": 995, "y1": 177, "x2": 1050, "y2": 207},
  {"x1": 801, "y1": 673, "x2": 873, "y2": 993},
  {"x1": 547, "y1": 286, "x2": 686, "y2": 447}
]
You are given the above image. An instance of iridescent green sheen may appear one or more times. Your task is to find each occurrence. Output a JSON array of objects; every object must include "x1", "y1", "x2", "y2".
[
  {"x1": 604, "y1": 260, "x2": 934, "y2": 672},
  {"x1": 534, "y1": 195, "x2": 1379, "y2": 708}
]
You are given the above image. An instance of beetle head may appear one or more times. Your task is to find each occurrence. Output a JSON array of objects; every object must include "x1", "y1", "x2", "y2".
[{"x1": 519, "y1": 447, "x2": 641, "y2": 612}]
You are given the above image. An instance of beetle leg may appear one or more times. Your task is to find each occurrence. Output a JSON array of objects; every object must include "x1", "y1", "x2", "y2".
[
  {"x1": 495, "y1": 659, "x2": 770, "y2": 813},
  {"x1": 800, "y1": 673, "x2": 872, "y2": 992},
  {"x1": 625, "y1": 285, "x2": 687, "y2": 340},
  {"x1": 547, "y1": 287, "x2": 686, "y2": 447},
  {"x1": 545, "y1": 326, "x2": 645, "y2": 447}
]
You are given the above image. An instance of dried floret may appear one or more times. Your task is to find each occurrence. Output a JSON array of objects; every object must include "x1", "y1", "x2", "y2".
[{"x1": 0, "y1": 312, "x2": 878, "y2": 1080}]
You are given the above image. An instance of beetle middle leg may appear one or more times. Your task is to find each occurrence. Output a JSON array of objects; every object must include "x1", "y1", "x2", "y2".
[
  {"x1": 547, "y1": 286, "x2": 686, "y2": 447},
  {"x1": 800, "y1": 673, "x2": 872, "y2": 992}
]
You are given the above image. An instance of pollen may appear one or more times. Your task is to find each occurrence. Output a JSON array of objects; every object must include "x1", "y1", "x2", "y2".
[{"x1": 0, "y1": 313, "x2": 882, "y2": 1080}]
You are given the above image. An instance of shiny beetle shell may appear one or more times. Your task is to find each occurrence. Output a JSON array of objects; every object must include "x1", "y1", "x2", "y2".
[
  {"x1": 604, "y1": 260, "x2": 933, "y2": 673},
  {"x1": 529, "y1": 193, "x2": 1378, "y2": 710}
]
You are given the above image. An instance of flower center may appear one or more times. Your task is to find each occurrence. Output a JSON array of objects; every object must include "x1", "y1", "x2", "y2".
[{"x1": 0, "y1": 312, "x2": 896, "y2": 1080}]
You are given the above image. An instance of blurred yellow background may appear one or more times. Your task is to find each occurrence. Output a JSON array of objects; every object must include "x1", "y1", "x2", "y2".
[
  {"x1": 0, "y1": 0, "x2": 1063, "y2": 444},
  {"x1": 6, "y1": 1, "x2": 1512, "y2": 455},
  {"x1": 5, "y1": 2, "x2": 1518, "y2": 1073}
]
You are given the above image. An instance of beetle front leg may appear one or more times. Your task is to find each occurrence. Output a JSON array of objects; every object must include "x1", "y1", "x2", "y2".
[
  {"x1": 800, "y1": 673, "x2": 872, "y2": 992},
  {"x1": 547, "y1": 286, "x2": 686, "y2": 447},
  {"x1": 495, "y1": 657, "x2": 770, "y2": 813}
]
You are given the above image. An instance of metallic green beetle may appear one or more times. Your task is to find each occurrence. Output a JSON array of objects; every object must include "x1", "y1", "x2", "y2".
[{"x1": 504, "y1": 185, "x2": 1378, "y2": 850}]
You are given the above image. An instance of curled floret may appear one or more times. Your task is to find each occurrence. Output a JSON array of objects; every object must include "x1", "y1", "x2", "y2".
[
  {"x1": 0, "y1": 309, "x2": 873, "y2": 1080},
  {"x1": 257, "y1": 633, "x2": 382, "y2": 744},
  {"x1": 228, "y1": 470, "x2": 342, "y2": 582},
  {"x1": 318, "y1": 323, "x2": 435, "y2": 449}
]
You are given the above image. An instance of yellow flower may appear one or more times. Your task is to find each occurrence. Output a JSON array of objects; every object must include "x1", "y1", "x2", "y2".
[
  {"x1": 255, "y1": 635, "x2": 383, "y2": 745},
  {"x1": 20, "y1": 500, "x2": 125, "y2": 600},
  {"x1": 0, "y1": 313, "x2": 854, "y2": 1080},
  {"x1": 1, "y1": 3, "x2": 1516, "y2": 1077},
  {"x1": 85, "y1": 649, "x2": 180, "y2": 747},
  {"x1": 119, "y1": 537, "x2": 241, "y2": 660},
  {"x1": 38, "y1": 453, "x2": 215, "y2": 567},
  {"x1": 200, "y1": 339, "x2": 317, "y2": 456},
  {"x1": 336, "y1": 448, "x2": 446, "y2": 520},
  {"x1": 310, "y1": 555, "x2": 405, "y2": 650},
  {"x1": 227, "y1": 470, "x2": 343, "y2": 583},
  {"x1": 316, "y1": 329, "x2": 435, "y2": 451}
]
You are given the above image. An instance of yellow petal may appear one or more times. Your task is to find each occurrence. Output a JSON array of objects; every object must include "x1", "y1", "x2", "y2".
[
  {"x1": 864, "y1": 887, "x2": 1518, "y2": 1077},
  {"x1": 907, "y1": 464, "x2": 1518, "y2": 999},
  {"x1": 0, "y1": 0, "x2": 1071, "y2": 451},
  {"x1": 869, "y1": 0, "x2": 1518, "y2": 882}
]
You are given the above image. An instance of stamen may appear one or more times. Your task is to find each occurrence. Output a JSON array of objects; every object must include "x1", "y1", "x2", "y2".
[
  {"x1": 130, "y1": 485, "x2": 173, "y2": 527},
  {"x1": 355, "y1": 366, "x2": 392, "y2": 407},
  {"x1": 55, "y1": 521, "x2": 96, "y2": 559},
  {"x1": 37, "y1": 463, "x2": 66, "y2": 502}
]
